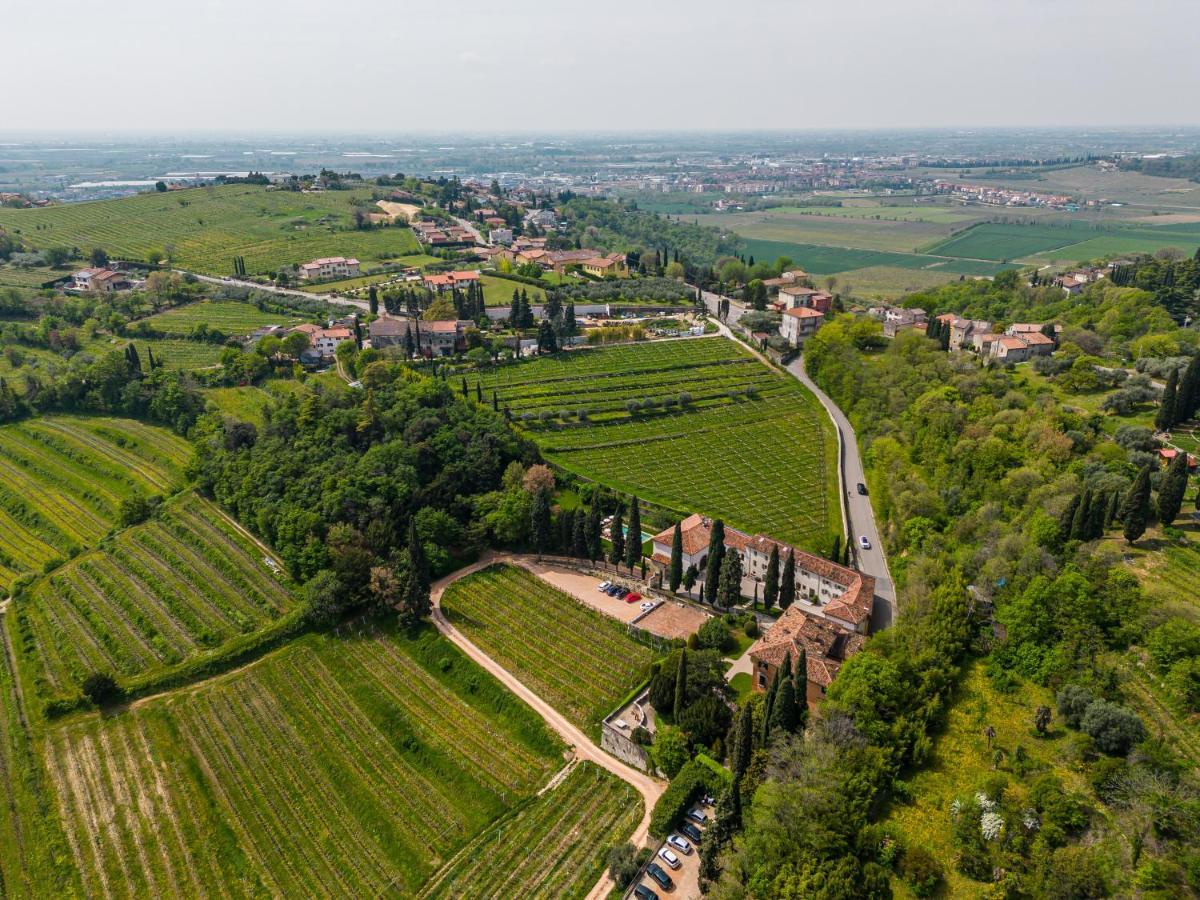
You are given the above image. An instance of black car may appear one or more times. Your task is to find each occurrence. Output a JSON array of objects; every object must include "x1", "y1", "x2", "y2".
[
  {"x1": 856, "y1": 482, "x2": 868, "y2": 496},
  {"x1": 633, "y1": 885, "x2": 659, "y2": 900},
  {"x1": 679, "y1": 821, "x2": 703, "y2": 843},
  {"x1": 646, "y1": 863, "x2": 674, "y2": 891}
]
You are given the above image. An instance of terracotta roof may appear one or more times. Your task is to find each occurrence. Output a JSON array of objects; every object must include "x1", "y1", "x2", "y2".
[
  {"x1": 784, "y1": 307, "x2": 824, "y2": 319},
  {"x1": 998, "y1": 337, "x2": 1027, "y2": 350},
  {"x1": 779, "y1": 285, "x2": 818, "y2": 296},
  {"x1": 747, "y1": 605, "x2": 867, "y2": 686},
  {"x1": 1021, "y1": 332, "x2": 1055, "y2": 345}
]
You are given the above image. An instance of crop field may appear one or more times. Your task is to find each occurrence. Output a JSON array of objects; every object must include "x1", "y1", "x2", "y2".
[
  {"x1": 119, "y1": 338, "x2": 225, "y2": 370},
  {"x1": 420, "y1": 761, "x2": 642, "y2": 900},
  {"x1": 13, "y1": 492, "x2": 300, "y2": 701},
  {"x1": 39, "y1": 622, "x2": 561, "y2": 899},
  {"x1": 738, "y1": 237, "x2": 1014, "y2": 278},
  {"x1": 925, "y1": 220, "x2": 1200, "y2": 264},
  {"x1": 0, "y1": 265, "x2": 62, "y2": 289},
  {"x1": 440, "y1": 564, "x2": 655, "y2": 731},
  {"x1": 694, "y1": 209, "x2": 951, "y2": 253},
  {"x1": 477, "y1": 337, "x2": 838, "y2": 550},
  {"x1": 0, "y1": 184, "x2": 421, "y2": 276},
  {"x1": 138, "y1": 299, "x2": 306, "y2": 335},
  {"x1": 0, "y1": 416, "x2": 190, "y2": 590},
  {"x1": 824, "y1": 265, "x2": 967, "y2": 298}
]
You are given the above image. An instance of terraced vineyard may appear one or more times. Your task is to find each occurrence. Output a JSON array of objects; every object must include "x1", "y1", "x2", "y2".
[
  {"x1": 40, "y1": 623, "x2": 562, "y2": 899},
  {"x1": 138, "y1": 299, "x2": 306, "y2": 336},
  {"x1": 0, "y1": 184, "x2": 421, "y2": 276},
  {"x1": 477, "y1": 337, "x2": 838, "y2": 550},
  {"x1": 0, "y1": 416, "x2": 190, "y2": 590},
  {"x1": 421, "y1": 762, "x2": 642, "y2": 900},
  {"x1": 13, "y1": 492, "x2": 301, "y2": 702},
  {"x1": 440, "y1": 564, "x2": 655, "y2": 732}
]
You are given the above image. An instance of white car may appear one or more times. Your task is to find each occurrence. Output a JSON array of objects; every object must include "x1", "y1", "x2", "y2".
[
  {"x1": 859, "y1": 536, "x2": 871, "y2": 551},
  {"x1": 658, "y1": 847, "x2": 682, "y2": 870},
  {"x1": 667, "y1": 834, "x2": 692, "y2": 854},
  {"x1": 640, "y1": 601, "x2": 654, "y2": 611},
  {"x1": 598, "y1": 581, "x2": 611, "y2": 591}
]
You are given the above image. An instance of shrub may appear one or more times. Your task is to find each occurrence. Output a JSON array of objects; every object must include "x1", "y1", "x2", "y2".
[
  {"x1": 607, "y1": 842, "x2": 639, "y2": 887},
  {"x1": 1056, "y1": 684, "x2": 1094, "y2": 729},
  {"x1": 651, "y1": 725, "x2": 691, "y2": 778},
  {"x1": 1147, "y1": 619, "x2": 1200, "y2": 671},
  {"x1": 899, "y1": 846, "x2": 943, "y2": 898},
  {"x1": 1079, "y1": 699, "x2": 1146, "y2": 755},
  {"x1": 648, "y1": 754, "x2": 730, "y2": 837},
  {"x1": 695, "y1": 617, "x2": 734, "y2": 653}
]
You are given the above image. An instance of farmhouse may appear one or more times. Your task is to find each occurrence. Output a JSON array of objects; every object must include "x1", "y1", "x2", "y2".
[
  {"x1": 71, "y1": 267, "x2": 126, "y2": 292},
  {"x1": 366, "y1": 315, "x2": 472, "y2": 357},
  {"x1": 1158, "y1": 449, "x2": 1199, "y2": 471},
  {"x1": 747, "y1": 604, "x2": 867, "y2": 705},
  {"x1": 873, "y1": 305, "x2": 927, "y2": 338},
  {"x1": 581, "y1": 255, "x2": 628, "y2": 278},
  {"x1": 649, "y1": 514, "x2": 874, "y2": 634},
  {"x1": 298, "y1": 257, "x2": 360, "y2": 281},
  {"x1": 779, "y1": 306, "x2": 824, "y2": 346},
  {"x1": 775, "y1": 285, "x2": 832, "y2": 314}
]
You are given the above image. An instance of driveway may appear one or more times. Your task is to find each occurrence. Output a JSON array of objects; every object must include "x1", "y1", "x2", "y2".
[{"x1": 427, "y1": 553, "x2": 666, "y2": 900}]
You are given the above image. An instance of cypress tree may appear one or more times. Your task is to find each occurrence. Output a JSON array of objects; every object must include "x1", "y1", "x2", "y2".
[
  {"x1": 770, "y1": 669, "x2": 798, "y2": 734},
  {"x1": 830, "y1": 534, "x2": 841, "y2": 565},
  {"x1": 609, "y1": 506, "x2": 625, "y2": 565},
  {"x1": 624, "y1": 497, "x2": 641, "y2": 572},
  {"x1": 731, "y1": 699, "x2": 753, "y2": 789},
  {"x1": 794, "y1": 647, "x2": 808, "y2": 731},
  {"x1": 572, "y1": 512, "x2": 588, "y2": 558},
  {"x1": 717, "y1": 548, "x2": 743, "y2": 609},
  {"x1": 1179, "y1": 356, "x2": 1200, "y2": 421},
  {"x1": 1087, "y1": 490, "x2": 1107, "y2": 539},
  {"x1": 531, "y1": 489, "x2": 551, "y2": 557},
  {"x1": 761, "y1": 657, "x2": 784, "y2": 745},
  {"x1": 763, "y1": 545, "x2": 780, "y2": 610},
  {"x1": 673, "y1": 650, "x2": 688, "y2": 722},
  {"x1": 1157, "y1": 451, "x2": 1189, "y2": 527},
  {"x1": 779, "y1": 549, "x2": 796, "y2": 609},
  {"x1": 587, "y1": 504, "x2": 603, "y2": 562},
  {"x1": 668, "y1": 521, "x2": 683, "y2": 592},
  {"x1": 475, "y1": 382, "x2": 482, "y2": 403},
  {"x1": 1157, "y1": 369, "x2": 1179, "y2": 432},
  {"x1": 492, "y1": 390, "x2": 498, "y2": 412},
  {"x1": 704, "y1": 519, "x2": 725, "y2": 604},
  {"x1": 1058, "y1": 493, "x2": 1081, "y2": 541},
  {"x1": 557, "y1": 508, "x2": 575, "y2": 553},
  {"x1": 1070, "y1": 488, "x2": 1092, "y2": 541},
  {"x1": 1123, "y1": 464, "x2": 1153, "y2": 545},
  {"x1": 1105, "y1": 490, "x2": 1121, "y2": 529}
]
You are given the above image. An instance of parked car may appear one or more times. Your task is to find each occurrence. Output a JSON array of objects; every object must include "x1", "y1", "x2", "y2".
[
  {"x1": 617, "y1": 588, "x2": 630, "y2": 599},
  {"x1": 856, "y1": 482, "x2": 868, "y2": 496},
  {"x1": 598, "y1": 581, "x2": 611, "y2": 591},
  {"x1": 686, "y1": 808, "x2": 708, "y2": 825},
  {"x1": 667, "y1": 833, "x2": 692, "y2": 854},
  {"x1": 680, "y1": 821, "x2": 703, "y2": 843},
  {"x1": 606, "y1": 585, "x2": 621, "y2": 596},
  {"x1": 658, "y1": 847, "x2": 682, "y2": 870},
  {"x1": 859, "y1": 535, "x2": 871, "y2": 550},
  {"x1": 645, "y1": 863, "x2": 674, "y2": 891},
  {"x1": 625, "y1": 592, "x2": 641, "y2": 603},
  {"x1": 640, "y1": 601, "x2": 655, "y2": 611},
  {"x1": 632, "y1": 886, "x2": 659, "y2": 900}
]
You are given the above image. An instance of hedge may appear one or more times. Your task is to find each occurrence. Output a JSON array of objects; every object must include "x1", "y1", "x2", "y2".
[{"x1": 649, "y1": 752, "x2": 730, "y2": 837}]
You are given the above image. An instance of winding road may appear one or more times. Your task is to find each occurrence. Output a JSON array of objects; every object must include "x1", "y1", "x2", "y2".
[{"x1": 428, "y1": 552, "x2": 665, "y2": 900}]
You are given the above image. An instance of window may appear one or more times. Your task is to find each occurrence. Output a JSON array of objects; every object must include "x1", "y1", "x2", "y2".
[{"x1": 758, "y1": 672, "x2": 766, "y2": 687}]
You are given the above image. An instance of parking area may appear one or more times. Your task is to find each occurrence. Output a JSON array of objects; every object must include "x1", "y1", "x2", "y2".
[
  {"x1": 626, "y1": 801, "x2": 713, "y2": 899},
  {"x1": 522, "y1": 562, "x2": 649, "y2": 623},
  {"x1": 636, "y1": 601, "x2": 711, "y2": 640}
]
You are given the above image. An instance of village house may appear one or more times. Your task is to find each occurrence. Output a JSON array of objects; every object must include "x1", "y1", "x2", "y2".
[
  {"x1": 289, "y1": 322, "x2": 356, "y2": 362},
  {"x1": 775, "y1": 285, "x2": 833, "y2": 314},
  {"x1": 992, "y1": 335, "x2": 1034, "y2": 362},
  {"x1": 779, "y1": 306, "x2": 824, "y2": 346},
  {"x1": 1157, "y1": 449, "x2": 1199, "y2": 471},
  {"x1": 747, "y1": 604, "x2": 867, "y2": 705},
  {"x1": 298, "y1": 257, "x2": 360, "y2": 281},
  {"x1": 423, "y1": 270, "x2": 481, "y2": 293},
  {"x1": 489, "y1": 227, "x2": 514, "y2": 246},
  {"x1": 762, "y1": 269, "x2": 808, "y2": 290},
  {"x1": 933, "y1": 314, "x2": 992, "y2": 352},
  {"x1": 367, "y1": 316, "x2": 472, "y2": 357},
  {"x1": 873, "y1": 305, "x2": 927, "y2": 338},
  {"x1": 581, "y1": 254, "x2": 628, "y2": 278},
  {"x1": 70, "y1": 267, "x2": 126, "y2": 292},
  {"x1": 524, "y1": 208, "x2": 558, "y2": 229}
]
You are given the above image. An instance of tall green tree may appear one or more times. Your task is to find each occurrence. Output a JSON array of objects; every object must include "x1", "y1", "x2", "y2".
[
  {"x1": 624, "y1": 497, "x2": 642, "y2": 571},
  {"x1": 673, "y1": 650, "x2": 688, "y2": 722},
  {"x1": 1157, "y1": 368, "x2": 1179, "y2": 432},
  {"x1": 1070, "y1": 488, "x2": 1092, "y2": 541},
  {"x1": 1123, "y1": 464, "x2": 1153, "y2": 545},
  {"x1": 779, "y1": 549, "x2": 796, "y2": 609},
  {"x1": 587, "y1": 504, "x2": 603, "y2": 562},
  {"x1": 531, "y1": 489, "x2": 551, "y2": 557},
  {"x1": 770, "y1": 672, "x2": 798, "y2": 734},
  {"x1": 717, "y1": 548, "x2": 743, "y2": 609},
  {"x1": 794, "y1": 647, "x2": 808, "y2": 732},
  {"x1": 609, "y1": 504, "x2": 625, "y2": 565},
  {"x1": 668, "y1": 521, "x2": 683, "y2": 592},
  {"x1": 1179, "y1": 356, "x2": 1200, "y2": 422},
  {"x1": 1157, "y1": 450, "x2": 1190, "y2": 527},
  {"x1": 763, "y1": 545, "x2": 779, "y2": 610},
  {"x1": 572, "y1": 511, "x2": 588, "y2": 558},
  {"x1": 1058, "y1": 493, "x2": 1081, "y2": 541},
  {"x1": 704, "y1": 519, "x2": 725, "y2": 604}
]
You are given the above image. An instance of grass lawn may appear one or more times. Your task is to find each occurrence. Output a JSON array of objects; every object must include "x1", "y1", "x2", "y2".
[
  {"x1": 440, "y1": 563, "x2": 656, "y2": 734},
  {"x1": 139, "y1": 299, "x2": 307, "y2": 335},
  {"x1": 203, "y1": 385, "x2": 273, "y2": 424},
  {"x1": 729, "y1": 671, "x2": 753, "y2": 703},
  {"x1": 884, "y1": 660, "x2": 1096, "y2": 898},
  {"x1": 35, "y1": 620, "x2": 562, "y2": 898}
]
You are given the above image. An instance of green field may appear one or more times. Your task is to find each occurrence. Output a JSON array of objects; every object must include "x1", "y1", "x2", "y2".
[
  {"x1": 139, "y1": 299, "x2": 306, "y2": 336},
  {"x1": 696, "y1": 209, "x2": 951, "y2": 253},
  {"x1": 0, "y1": 184, "x2": 421, "y2": 277},
  {"x1": 477, "y1": 337, "x2": 839, "y2": 551},
  {"x1": 420, "y1": 761, "x2": 642, "y2": 900},
  {"x1": 0, "y1": 416, "x2": 191, "y2": 590},
  {"x1": 440, "y1": 564, "x2": 655, "y2": 732},
  {"x1": 0, "y1": 265, "x2": 63, "y2": 289},
  {"x1": 739, "y1": 237, "x2": 1015, "y2": 278},
  {"x1": 13, "y1": 492, "x2": 301, "y2": 703},
  {"x1": 925, "y1": 220, "x2": 1200, "y2": 264},
  {"x1": 34, "y1": 621, "x2": 562, "y2": 898}
]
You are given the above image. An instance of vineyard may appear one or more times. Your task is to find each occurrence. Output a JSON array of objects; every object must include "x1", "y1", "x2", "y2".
[
  {"x1": 0, "y1": 416, "x2": 191, "y2": 591},
  {"x1": 138, "y1": 300, "x2": 306, "y2": 336},
  {"x1": 40, "y1": 622, "x2": 562, "y2": 899},
  {"x1": 13, "y1": 493, "x2": 300, "y2": 702},
  {"x1": 0, "y1": 184, "x2": 421, "y2": 276},
  {"x1": 440, "y1": 564, "x2": 655, "y2": 732},
  {"x1": 476, "y1": 337, "x2": 837, "y2": 550},
  {"x1": 420, "y1": 761, "x2": 642, "y2": 900}
]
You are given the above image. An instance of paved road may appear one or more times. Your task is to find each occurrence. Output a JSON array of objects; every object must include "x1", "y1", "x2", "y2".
[
  {"x1": 428, "y1": 552, "x2": 665, "y2": 900},
  {"x1": 179, "y1": 270, "x2": 368, "y2": 311},
  {"x1": 788, "y1": 355, "x2": 896, "y2": 630}
]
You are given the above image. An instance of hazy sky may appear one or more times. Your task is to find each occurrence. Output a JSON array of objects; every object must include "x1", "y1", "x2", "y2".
[{"x1": 5, "y1": 0, "x2": 1199, "y2": 132}]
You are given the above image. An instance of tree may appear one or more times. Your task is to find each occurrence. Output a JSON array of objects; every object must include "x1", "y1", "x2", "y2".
[
  {"x1": 1122, "y1": 464, "x2": 1152, "y2": 544},
  {"x1": 587, "y1": 504, "x2": 603, "y2": 562},
  {"x1": 609, "y1": 504, "x2": 625, "y2": 565},
  {"x1": 606, "y1": 843, "x2": 639, "y2": 889},
  {"x1": 1179, "y1": 355, "x2": 1200, "y2": 422},
  {"x1": 769, "y1": 669, "x2": 798, "y2": 734},
  {"x1": 1156, "y1": 449, "x2": 1189, "y2": 527},
  {"x1": 673, "y1": 650, "x2": 688, "y2": 721},
  {"x1": 651, "y1": 726, "x2": 690, "y2": 778},
  {"x1": 530, "y1": 488, "x2": 551, "y2": 557},
  {"x1": 368, "y1": 284, "x2": 379, "y2": 315},
  {"x1": 536, "y1": 319, "x2": 558, "y2": 354},
  {"x1": 794, "y1": 647, "x2": 808, "y2": 731},
  {"x1": 763, "y1": 545, "x2": 779, "y2": 610},
  {"x1": 624, "y1": 496, "x2": 641, "y2": 572},
  {"x1": 573, "y1": 512, "x2": 588, "y2": 558},
  {"x1": 1035, "y1": 705, "x2": 1053, "y2": 734},
  {"x1": 703, "y1": 519, "x2": 725, "y2": 604},
  {"x1": 1070, "y1": 488, "x2": 1092, "y2": 541},
  {"x1": 683, "y1": 564, "x2": 698, "y2": 597},
  {"x1": 716, "y1": 548, "x2": 743, "y2": 609},
  {"x1": 301, "y1": 569, "x2": 348, "y2": 626},
  {"x1": 81, "y1": 671, "x2": 121, "y2": 706},
  {"x1": 779, "y1": 549, "x2": 796, "y2": 609},
  {"x1": 400, "y1": 519, "x2": 430, "y2": 626},
  {"x1": 1058, "y1": 493, "x2": 1081, "y2": 541},
  {"x1": 668, "y1": 521, "x2": 683, "y2": 592},
  {"x1": 731, "y1": 700, "x2": 754, "y2": 789},
  {"x1": 1080, "y1": 700, "x2": 1146, "y2": 755},
  {"x1": 90, "y1": 247, "x2": 109, "y2": 268},
  {"x1": 1156, "y1": 367, "x2": 1179, "y2": 432}
]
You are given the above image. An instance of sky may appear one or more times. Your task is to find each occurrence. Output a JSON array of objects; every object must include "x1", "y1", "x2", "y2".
[{"x1": 4, "y1": 0, "x2": 1200, "y2": 132}]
